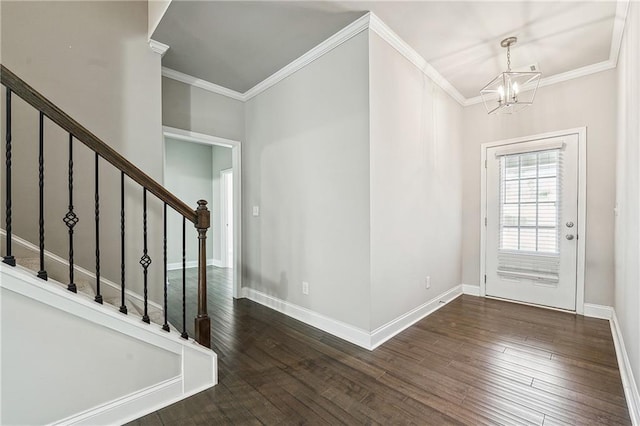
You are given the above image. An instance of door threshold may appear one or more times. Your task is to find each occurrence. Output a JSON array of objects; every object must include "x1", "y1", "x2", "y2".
[{"x1": 483, "y1": 295, "x2": 576, "y2": 314}]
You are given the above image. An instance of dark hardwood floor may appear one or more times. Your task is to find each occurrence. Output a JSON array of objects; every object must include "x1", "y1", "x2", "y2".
[{"x1": 131, "y1": 267, "x2": 631, "y2": 425}]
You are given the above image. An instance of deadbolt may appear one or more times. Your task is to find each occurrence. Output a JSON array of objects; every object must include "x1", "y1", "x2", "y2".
[{"x1": 566, "y1": 221, "x2": 574, "y2": 228}]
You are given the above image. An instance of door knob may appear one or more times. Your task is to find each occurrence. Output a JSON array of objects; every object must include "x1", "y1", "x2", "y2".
[{"x1": 566, "y1": 234, "x2": 575, "y2": 240}]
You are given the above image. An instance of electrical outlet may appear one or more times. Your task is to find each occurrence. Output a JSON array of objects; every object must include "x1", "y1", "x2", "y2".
[
  {"x1": 425, "y1": 276, "x2": 431, "y2": 289},
  {"x1": 302, "y1": 281, "x2": 309, "y2": 295}
]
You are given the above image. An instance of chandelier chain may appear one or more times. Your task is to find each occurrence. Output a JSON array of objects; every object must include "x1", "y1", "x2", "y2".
[{"x1": 507, "y1": 45, "x2": 511, "y2": 71}]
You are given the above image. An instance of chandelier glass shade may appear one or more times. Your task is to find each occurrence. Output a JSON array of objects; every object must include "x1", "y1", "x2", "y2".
[{"x1": 480, "y1": 37, "x2": 541, "y2": 114}]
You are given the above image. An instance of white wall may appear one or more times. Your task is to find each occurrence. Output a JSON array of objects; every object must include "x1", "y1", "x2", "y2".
[
  {"x1": 164, "y1": 138, "x2": 214, "y2": 265},
  {"x1": 615, "y1": 1, "x2": 640, "y2": 412},
  {"x1": 1, "y1": 1, "x2": 165, "y2": 303},
  {"x1": 162, "y1": 77, "x2": 244, "y2": 142},
  {"x1": 462, "y1": 70, "x2": 618, "y2": 306},
  {"x1": 243, "y1": 31, "x2": 371, "y2": 330},
  {"x1": 1, "y1": 285, "x2": 180, "y2": 425},
  {"x1": 369, "y1": 32, "x2": 463, "y2": 329}
]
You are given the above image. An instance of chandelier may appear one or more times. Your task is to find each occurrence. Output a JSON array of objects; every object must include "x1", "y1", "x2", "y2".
[{"x1": 480, "y1": 37, "x2": 541, "y2": 114}]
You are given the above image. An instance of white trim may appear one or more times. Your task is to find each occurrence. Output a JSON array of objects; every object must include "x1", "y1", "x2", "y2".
[
  {"x1": 0, "y1": 229, "x2": 163, "y2": 311},
  {"x1": 167, "y1": 258, "x2": 218, "y2": 271},
  {"x1": 243, "y1": 13, "x2": 371, "y2": 101},
  {"x1": 162, "y1": 126, "x2": 243, "y2": 299},
  {"x1": 369, "y1": 285, "x2": 462, "y2": 349},
  {"x1": 242, "y1": 287, "x2": 372, "y2": 349},
  {"x1": 56, "y1": 377, "x2": 182, "y2": 425},
  {"x1": 583, "y1": 303, "x2": 613, "y2": 320},
  {"x1": 479, "y1": 127, "x2": 587, "y2": 314},
  {"x1": 149, "y1": 39, "x2": 170, "y2": 57},
  {"x1": 160, "y1": 2, "x2": 630, "y2": 108},
  {"x1": 610, "y1": 0, "x2": 631, "y2": 66},
  {"x1": 464, "y1": 61, "x2": 617, "y2": 106},
  {"x1": 162, "y1": 67, "x2": 245, "y2": 101},
  {"x1": 611, "y1": 310, "x2": 640, "y2": 425},
  {"x1": 243, "y1": 284, "x2": 463, "y2": 350},
  {"x1": 368, "y1": 13, "x2": 466, "y2": 105},
  {"x1": 461, "y1": 284, "x2": 481, "y2": 296}
]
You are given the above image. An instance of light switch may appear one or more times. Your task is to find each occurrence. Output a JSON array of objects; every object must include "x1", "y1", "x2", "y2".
[{"x1": 252, "y1": 206, "x2": 260, "y2": 217}]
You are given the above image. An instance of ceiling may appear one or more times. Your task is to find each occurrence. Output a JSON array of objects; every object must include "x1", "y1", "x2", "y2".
[{"x1": 152, "y1": 1, "x2": 624, "y2": 100}]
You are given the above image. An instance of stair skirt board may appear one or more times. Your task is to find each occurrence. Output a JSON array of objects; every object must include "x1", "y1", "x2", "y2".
[
  {"x1": 1, "y1": 263, "x2": 217, "y2": 426},
  {"x1": 0, "y1": 230, "x2": 163, "y2": 311}
]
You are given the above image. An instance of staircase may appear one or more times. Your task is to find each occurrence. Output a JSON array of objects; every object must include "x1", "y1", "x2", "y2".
[{"x1": 0, "y1": 65, "x2": 217, "y2": 424}]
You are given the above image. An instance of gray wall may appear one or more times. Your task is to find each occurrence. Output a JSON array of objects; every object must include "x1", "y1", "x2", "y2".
[
  {"x1": 164, "y1": 138, "x2": 214, "y2": 265},
  {"x1": 462, "y1": 70, "x2": 618, "y2": 306},
  {"x1": 164, "y1": 139, "x2": 232, "y2": 265},
  {"x1": 369, "y1": 32, "x2": 464, "y2": 329},
  {"x1": 1, "y1": 1, "x2": 165, "y2": 302},
  {"x1": 244, "y1": 31, "x2": 371, "y2": 330},
  {"x1": 162, "y1": 77, "x2": 244, "y2": 142},
  {"x1": 615, "y1": 1, "x2": 640, "y2": 404}
]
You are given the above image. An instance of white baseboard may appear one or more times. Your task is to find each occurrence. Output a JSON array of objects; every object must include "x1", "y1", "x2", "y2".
[
  {"x1": 583, "y1": 303, "x2": 614, "y2": 320},
  {"x1": 1, "y1": 230, "x2": 162, "y2": 311},
  {"x1": 370, "y1": 285, "x2": 462, "y2": 349},
  {"x1": 611, "y1": 310, "x2": 640, "y2": 425},
  {"x1": 461, "y1": 284, "x2": 481, "y2": 296},
  {"x1": 243, "y1": 284, "x2": 464, "y2": 350},
  {"x1": 64, "y1": 379, "x2": 216, "y2": 426},
  {"x1": 242, "y1": 287, "x2": 372, "y2": 349},
  {"x1": 167, "y1": 258, "x2": 218, "y2": 271}
]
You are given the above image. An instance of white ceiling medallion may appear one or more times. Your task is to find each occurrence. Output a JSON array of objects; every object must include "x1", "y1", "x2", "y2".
[{"x1": 480, "y1": 37, "x2": 542, "y2": 115}]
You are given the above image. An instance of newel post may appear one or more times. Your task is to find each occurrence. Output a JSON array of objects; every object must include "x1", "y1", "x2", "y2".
[{"x1": 195, "y1": 199, "x2": 211, "y2": 348}]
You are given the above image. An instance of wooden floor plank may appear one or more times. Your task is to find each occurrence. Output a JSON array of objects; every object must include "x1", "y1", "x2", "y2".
[{"x1": 129, "y1": 267, "x2": 632, "y2": 425}]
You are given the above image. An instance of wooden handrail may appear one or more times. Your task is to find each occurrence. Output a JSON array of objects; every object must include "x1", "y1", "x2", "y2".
[{"x1": 0, "y1": 64, "x2": 197, "y2": 223}]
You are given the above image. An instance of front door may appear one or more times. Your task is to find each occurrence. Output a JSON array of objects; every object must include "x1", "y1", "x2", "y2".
[{"x1": 485, "y1": 134, "x2": 579, "y2": 310}]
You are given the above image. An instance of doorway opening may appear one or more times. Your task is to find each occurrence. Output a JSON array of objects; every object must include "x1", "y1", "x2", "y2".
[{"x1": 162, "y1": 126, "x2": 242, "y2": 299}]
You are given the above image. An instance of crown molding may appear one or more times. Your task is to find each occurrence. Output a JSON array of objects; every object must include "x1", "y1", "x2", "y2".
[
  {"x1": 368, "y1": 13, "x2": 467, "y2": 105},
  {"x1": 149, "y1": 39, "x2": 170, "y2": 57},
  {"x1": 161, "y1": 67, "x2": 245, "y2": 101},
  {"x1": 243, "y1": 12, "x2": 371, "y2": 101},
  {"x1": 610, "y1": 0, "x2": 630, "y2": 66},
  {"x1": 463, "y1": 59, "x2": 617, "y2": 106},
  {"x1": 161, "y1": 1, "x2": 629, "y2": 107}
]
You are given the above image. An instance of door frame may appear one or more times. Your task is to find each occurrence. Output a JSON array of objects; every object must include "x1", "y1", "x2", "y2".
[
  {"x1": 479, "y1": 127, "x2": 586, "y2": 314},
  {"x1": 162, "y1": 126, "x2": 243, "y2": 299},
  {"x1": 220, "y1": 168, "x2": 233, "y2": 269}
]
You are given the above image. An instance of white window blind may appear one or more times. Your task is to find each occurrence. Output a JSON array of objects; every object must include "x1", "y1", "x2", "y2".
[{"x1": 496, "y1": 149, "x2": 562, "y2": 282}]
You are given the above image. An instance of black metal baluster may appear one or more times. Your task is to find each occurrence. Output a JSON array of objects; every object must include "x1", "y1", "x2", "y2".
[
  {"x1": 2, "y1": 88, "x2": 15, "y2": 266},
  {"x1": 162, "y1": 203, "x2": 170, "y2": 332},
  {"x1": 119, "y1": 171, "x2": 127, "y2": 314},
  {"x1": 181, "y1": 217, "x2": 188, "y2": 339},
  {"x1": 94, "y1": 153, "x2": 103, "y2": 304},
  {"x1": 64, "y1": 134, "x2": 78, "y2": 293},
  {"x1": 37, "y1": 112, "x2": 47, "y2": 280},
  {"x1": 140, "y1": 188, "x2": 151, "y2": 324}
]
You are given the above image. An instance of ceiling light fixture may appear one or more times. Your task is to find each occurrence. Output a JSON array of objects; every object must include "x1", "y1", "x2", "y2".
[{"x1": 480, "y1": 37, "x2": 541, "y2": 114}]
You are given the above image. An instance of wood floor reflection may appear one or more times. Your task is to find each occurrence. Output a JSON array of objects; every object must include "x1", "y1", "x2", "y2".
[{"x1": 130, "y1": 267, "x2": 631, "y2": 425}]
